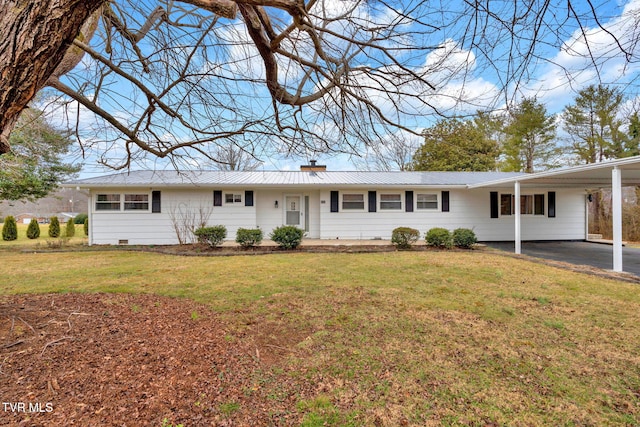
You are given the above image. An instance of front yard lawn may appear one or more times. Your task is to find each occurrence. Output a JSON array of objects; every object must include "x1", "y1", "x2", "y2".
[{"x1": 1, "y1": 250, "x2": 638, "y2": 425}]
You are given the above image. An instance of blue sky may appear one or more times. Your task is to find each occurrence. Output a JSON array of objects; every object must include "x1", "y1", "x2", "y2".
[{"x1": 41, "y1": 0, "x2": 640, "y2": 176}]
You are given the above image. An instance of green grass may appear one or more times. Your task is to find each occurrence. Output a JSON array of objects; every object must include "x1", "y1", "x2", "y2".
[{"x1": 1, "y1": 248, "x2": 639, "y2": 425}]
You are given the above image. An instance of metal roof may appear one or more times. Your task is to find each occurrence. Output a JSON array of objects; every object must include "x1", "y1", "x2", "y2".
[
  {"x1": 468, "y1": 156, "x2": 640, "y2": 189},
  {"x1": 65, "y1": 170, "x2": 524, "y2": 188}
]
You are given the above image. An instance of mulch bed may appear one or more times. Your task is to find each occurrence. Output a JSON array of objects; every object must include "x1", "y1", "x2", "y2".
[{"x1": 0, "y1": 293, "x2": 312, "y2": 426}]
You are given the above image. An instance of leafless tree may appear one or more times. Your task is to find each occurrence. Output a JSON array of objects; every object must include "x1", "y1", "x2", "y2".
[
  {"x1": 211, "y1": 144, "x2": 262, "y2": 171},
  {"x1": 1, "y1": 0, "x2": 636, "y2": 169}
]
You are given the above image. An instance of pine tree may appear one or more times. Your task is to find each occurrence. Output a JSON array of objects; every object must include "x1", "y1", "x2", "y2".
[
  {"x1": 2, "y1": 216, "x2": 18, "y2": 241},
  {"x1": 502, "y1": 97, "x2": 559, "y2": 173},
  {"x1": 66, "y1": 217, "x2": 76, "y2": 237},
  {"x1": 48, "y1": 216, "x2": 60, "y2": 238},
  {"x1": 26, "y1": 218, "x2": 40, "y2": 239}
]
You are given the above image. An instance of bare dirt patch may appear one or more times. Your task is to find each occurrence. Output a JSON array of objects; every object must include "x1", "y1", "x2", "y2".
[{"x1": 0, "y1": 293, "x2": 310, "y2": 426}]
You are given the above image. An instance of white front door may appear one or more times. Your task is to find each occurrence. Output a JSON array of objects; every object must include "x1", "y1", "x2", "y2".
[{"x1": 285, "y1": 195, "x2": 302, "y2": 226}]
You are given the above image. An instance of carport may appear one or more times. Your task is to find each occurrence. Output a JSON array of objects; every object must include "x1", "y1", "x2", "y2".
[{"x1": 469, "y1": 156, "x2": 640, "y2": 273}]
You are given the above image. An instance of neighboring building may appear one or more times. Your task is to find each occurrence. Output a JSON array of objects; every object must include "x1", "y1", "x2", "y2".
[{"x1": 64, "y1": 161, "x2": 592, "y2": 246}]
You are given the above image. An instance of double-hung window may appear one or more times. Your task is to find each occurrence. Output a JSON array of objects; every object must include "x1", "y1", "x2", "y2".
[
  {"x1": 96, "y1": 194, "x2": 121, "y2": 211},
  {"x1": 501, "y1": 193, "x2": 545, "y2": 216},
  {"x1": 380, "y1": 193, "x2": 402, "y2": 210},
  {"x1": 342, "y1": 193, "x2": 365, "y2": 210},
  {"x1": 417, "y1": 193, "x2": 438, "y2": 210},
  {"x1": 124, "y1": 194, "x2": 149, "y2": 210},
  {"x1": 225, "y1": 193, "x2": 242, "y2": 204}
]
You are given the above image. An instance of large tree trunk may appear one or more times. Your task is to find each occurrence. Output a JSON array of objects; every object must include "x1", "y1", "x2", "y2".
[{"x1": 0, "y1": 0, "x2": 104, "y2": 154}]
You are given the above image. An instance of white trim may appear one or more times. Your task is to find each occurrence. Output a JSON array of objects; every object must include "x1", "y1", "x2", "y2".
[
  {"x1": 612, "y1": 167, "x2": 623, "y2": 272},
  {"x1": 515, "y1": 181, "x2": 521, "y2": 255}
]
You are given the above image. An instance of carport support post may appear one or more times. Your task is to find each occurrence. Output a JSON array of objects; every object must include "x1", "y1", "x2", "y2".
[
  {"x1": 612, "y1": 166, "x2": 623, "y2": 272},
  {"x1": 515, "y1": 180, "x2": 521, "y2": 254}
]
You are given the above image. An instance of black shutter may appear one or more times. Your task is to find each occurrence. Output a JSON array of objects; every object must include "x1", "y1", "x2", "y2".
[
  {"x1": 214, "y1": 190, "x2": 222, "y2": 207},
  {"x1": 245, "y1": 190, "x2": 254, "y2": 207},
  {"x1": 152, "y1": 191, "x2": 161, "y2": 213},
  {"x1": 405, "y1": 191, "x2": 414, "y2": 212},
  {"x1": 441, "y1": 191, "x2": 450, "y2": 212},
  {"x1": 368, "y1": 191, "x2": 377, "y2": 212},
  {"x1": 330, "y1": 191, "x2": 339, "y2": 212},
  {"x1": 490, "y1": 191, "x2": 499, "y2": 218},
  {"x1": 548, "y1": 191, "x2": 556, "y2": 218}
]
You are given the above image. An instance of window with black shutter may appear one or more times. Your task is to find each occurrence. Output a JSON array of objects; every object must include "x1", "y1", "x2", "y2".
[
  {"x1": 548, "y1": 191, "x2": 556, "y2": 217},
  {"x1": 368, "y1": 191, "x2": 377, "y2": 212},
  {"x1": 441, "y1": 191, "x2": 450, "y2": 212},
  {"x1": 245, "y1": 190, "x2": 254, "y2": 207},
  {"x1": 213, "y1": 190, "x2": 222, "y2": 206},
  {"x1": 490, "y1": 191, "x2": 499, "y2": 218},
  {"x1": 330, "y1": 191, "x2": 339, "y2": 212},
  {"x1": 152, "y1": 191, "x2": 161, "y2": 213},
  {"x1": 405, "y1": 191, "x2": 414, "y2": 212}
]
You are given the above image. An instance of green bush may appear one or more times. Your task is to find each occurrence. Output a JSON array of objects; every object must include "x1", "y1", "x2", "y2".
[
  {"x1": 26, "y1": 219, "x2": 40, "y2": 239},
  {"x1": 194, "y1": 225, "x2": 227, "y2": 247},
  {"x1": 2, "y1": 216, "x2": 18, "y2": 241},
  {"x1": 270, "y1": 225, "x2": 304, "y2": 249},
  {"x1": 452, "y1": 228, "x2": 477, "y2": 249},
  {"x1": 391, "y1": 227, "x2": 420, "y2": 249},
  {"x1": 425, "y1": 227, "x2": 452, "y2": 248},
  {"x1": 84, "y1": 218, "x2": 89, "y2": 236},
  {"x1": 48, "y1": 217, "x2": 61, "y2": 238},
  {"x1": 66, "y1": 217, "x2": 76, "y2": 237},
  {"x1": 74, "y1": 213, "x2": 88, "y2": 224},
  {"x1": 235, "y1": 228, "x2": 263, "y2": 248}
]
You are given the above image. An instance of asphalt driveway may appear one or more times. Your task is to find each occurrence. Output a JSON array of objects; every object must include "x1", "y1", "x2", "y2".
[{"x1": 484, "y1": 241, "x2": 640, "y2": 277}]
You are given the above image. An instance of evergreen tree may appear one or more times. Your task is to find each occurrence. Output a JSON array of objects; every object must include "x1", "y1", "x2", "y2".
[
  {"x1": 84, "y1": 218, "x2": 89, "y2": 236},
  {"x1": 563, "y1": 85, "x2": 625, "y2": 164},
  {"x1": 48, "y1": 217, "x2": 61, "y2": 238},
  {"x1": 2, "y1": 108, "x2": 80, "y2": 201},
  {"x1": 502, "y1": 97, "x2": 560, "y2": 173},
  {"x1": 65, "y1": 217, "x2": 75, "y2": 237},
  {"x1": 2, "y1": 216, "x2": 18, "y2": 241},
  {"x1": 411, "y1": 118, "x2": 500, "y2": 171},
  {"x1": 26, "y1": 218, "x2": 40, "y2": 239}
]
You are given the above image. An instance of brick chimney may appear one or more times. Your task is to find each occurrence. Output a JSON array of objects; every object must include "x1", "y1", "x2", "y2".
[{"x1": 300, "y1": 160, "x2": 326, "y2": 172}]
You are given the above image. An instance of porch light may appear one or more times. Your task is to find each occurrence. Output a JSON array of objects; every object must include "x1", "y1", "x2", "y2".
[{"x1": 274, "y1": 200, "x2": 279, "y2": 208}]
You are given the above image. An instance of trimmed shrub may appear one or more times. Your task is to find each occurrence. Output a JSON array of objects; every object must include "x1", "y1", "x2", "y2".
[
  {"x1": 26, "y1": 219, "x2": 40, "y2": 239},
  {"x1": 270, "y1": 225, "x2": 304, "y2": 249},
  {"x1": 66, "y1": 217, "x2": 76, "y2": 237},
  {"x1": 48, "y1": 217, "x2": 61, "y2": 238},
  {"x1": 74, "y1": 213, "x2": 88, "y2": 224},
  {"x1": 84, "y1": 218, "x2": 89, "y2": 236},
  {"x1": 391, "y1": 227, "x2": 420, "y2": 249},
  {"x1": 425, "y1": 227, "x2": 452, "y2": 248},
  {"x1": 235, "y1": 228, "x2": 263, "y2": 248},
  {"x1": 194, "y1": 225, "x2": 227, "y2": 247},
  {"x1": 2, "y1": 216, "x2": 18, "y2": 241},
  {"x1": 452, "y1": 228, "x2": 477, "y2": 249}
]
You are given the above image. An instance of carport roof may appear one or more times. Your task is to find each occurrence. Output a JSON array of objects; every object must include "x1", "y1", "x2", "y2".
[{"x1": 468, "y1": 155, "x2": 640, "y2": 189}]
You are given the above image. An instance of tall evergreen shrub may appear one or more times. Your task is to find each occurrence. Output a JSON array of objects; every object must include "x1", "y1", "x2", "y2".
[
  {"x1": 49, "y1": 217, "x2": 61, "y2": 238},
  {"x1": 66, "y1": 217, "x2": 76, "y2": 237},
  {"x1": 84, "y1": 218, "x2": 89, "y2": 236},
  {"x1": 26, "y1": 218, "x2": 40, "y2": 239},
  {"x1": 2, "y1": 216, "x2": 18, "y2": 241}
]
